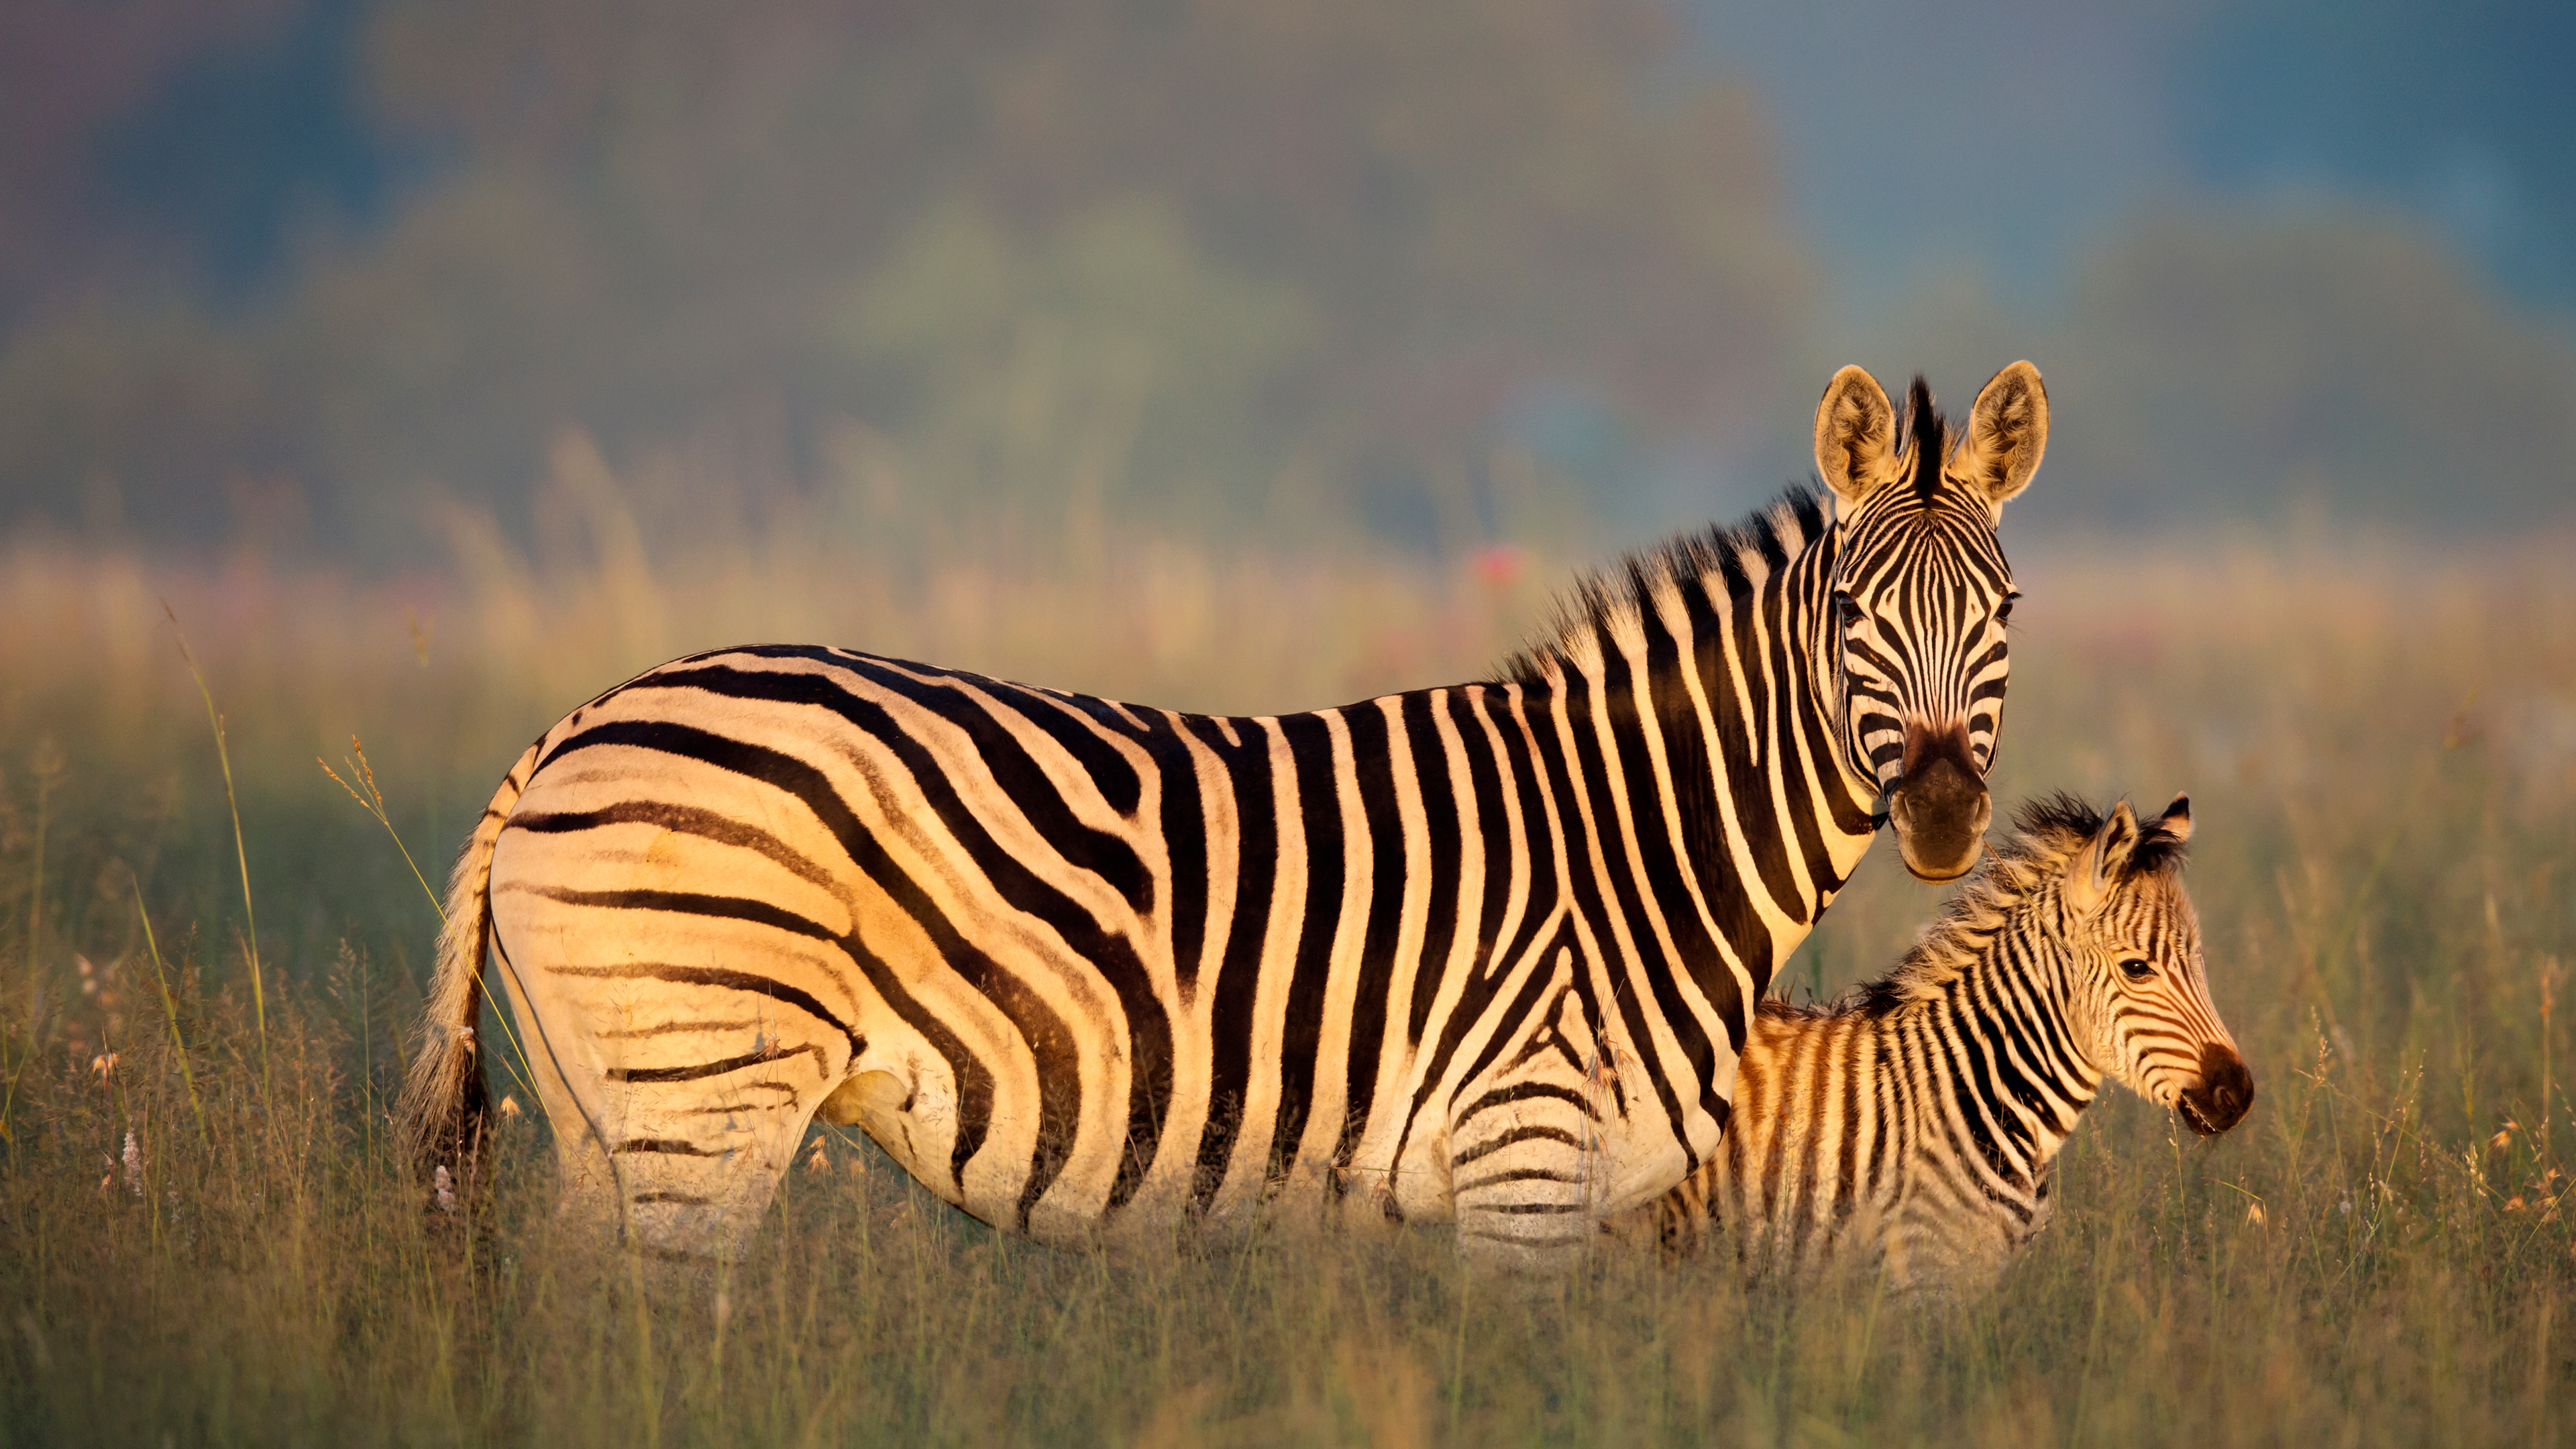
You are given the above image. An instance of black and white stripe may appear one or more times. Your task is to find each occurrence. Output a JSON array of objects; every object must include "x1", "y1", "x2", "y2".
[
  {"x1": 1629, "y1": 794, "x2": 2255, "y2": 1291},
  {"x1": 397, "y1": 363, "x2": 2051, "y2": 1268}
]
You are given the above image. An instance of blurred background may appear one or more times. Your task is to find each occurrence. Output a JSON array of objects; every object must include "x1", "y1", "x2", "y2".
[
  {"x1": 4, "y1": 0, "x2": 2572, "y2": 570},
  {"x1": 1, "y1": 0, "x2": 2572, "y2": 983},
  {"x1": 3, "y1": 17, "x2": 2575, "y2": 1440}
]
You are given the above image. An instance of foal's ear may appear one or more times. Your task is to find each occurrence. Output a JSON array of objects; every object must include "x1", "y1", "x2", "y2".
[
  {"x1": 2126, "y1": 793, "x2": 2195, "y2": 875},
  {"x1": 2154, "y1": 794, "x2": 2193, "y2": 843},
  {"x1": 1813, "y1": 365, "x2": 1903, "y2": 509},
  {"x1": 1953, "y1": 360, "x2": 2048, "y2": 509},
  {"x1": 2065, "y1": 800, "x2": 2142, "y2": 916}
]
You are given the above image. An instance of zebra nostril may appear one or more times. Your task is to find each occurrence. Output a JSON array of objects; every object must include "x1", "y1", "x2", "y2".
[{"x1": 2190, "y1": 1043, "x2": 2256, "y2": 1133}]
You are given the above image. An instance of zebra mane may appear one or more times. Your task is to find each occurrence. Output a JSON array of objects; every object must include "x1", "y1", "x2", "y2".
[
  {"x1": 1848, "y1": 793, "x2": 2191, "y2": 1013},
  {"x1": 1501, "y1": 485, "x2": 1833, "y2": 686}
]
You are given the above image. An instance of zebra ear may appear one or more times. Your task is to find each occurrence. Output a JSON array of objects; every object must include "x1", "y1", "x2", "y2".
[
  {"x1": 1955, "y1": 360, "x2": 2048, "y2": 508},
  {"x1": 2066, "y1": 800, "x2": 2142, "y2": 915},
  {"x1": 2155, "y1": 794, "x2": 2193, "y2": 843},
  {"x1": 1813, "y1": 365, "x2": 1902, "y2": 508}
]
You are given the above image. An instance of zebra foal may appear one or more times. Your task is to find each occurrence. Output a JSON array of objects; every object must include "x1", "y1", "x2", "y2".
[
  {"x1": 397, "y1": 363, "x2": 2050, "y2": 1271},
  {"x1": 1625, "y1": 794, "x2": 2253, "y2": 1292}
]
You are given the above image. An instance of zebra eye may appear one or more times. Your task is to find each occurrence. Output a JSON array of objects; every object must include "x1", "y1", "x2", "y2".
[
  {"x1": 1996, "y1": 592, "x2": 2019, "y2": 623},
  {"x1": 1833, "y1": 592, "x2": 1863, "y2": 625},
  {"x1": 2119, "y1": 959, "x2": 2154, "y2": 982}
]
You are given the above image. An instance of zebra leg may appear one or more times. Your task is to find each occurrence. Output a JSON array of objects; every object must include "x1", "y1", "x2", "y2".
[
  {"x1": 588, "y1": 1012, "x2": 844, "y2": 1266},
  {"x1": 1445, "y1": 970, "x2": 1615, "y2": 1273},
  {"x1": 486, "y1": 916, "x2": 851, "y2": 1269},
  {"x1": 1886, "y1": 1189, "x2": 2022, "y2": 1298},
  {"x1": 600, "y1": 1063, "x2": 833, "y2": 1269},
  {"x1": 484, "y1": 938, "x2": 622, "y2": 1249}
]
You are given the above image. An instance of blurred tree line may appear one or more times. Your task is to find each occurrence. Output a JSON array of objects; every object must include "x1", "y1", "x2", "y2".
[
  {"x1": 0, "y1": 0, "x2": 1807, "y2": 561},
  {"x1": 0, "y1": 0, "x2": 2569, "y2": 561},
  {"x1": 1859, "y1": 208, "x2": 2576, "y2": 537}
]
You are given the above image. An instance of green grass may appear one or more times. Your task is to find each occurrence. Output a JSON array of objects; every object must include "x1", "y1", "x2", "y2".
[{"x1": 1, "y1": 525, "x2": 2571, "y2": 1446}]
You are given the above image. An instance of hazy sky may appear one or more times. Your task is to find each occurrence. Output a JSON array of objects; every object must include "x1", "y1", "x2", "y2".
[
  {"x1": 4, "y1": 0, "x2": 2570, "y2": 549},
  {"x1": 1689, "y1": 0, "x2": 2576, "y2": 314},
  {"x1": 14, "y1": 0, "x2": 2567, "y2": 323}
]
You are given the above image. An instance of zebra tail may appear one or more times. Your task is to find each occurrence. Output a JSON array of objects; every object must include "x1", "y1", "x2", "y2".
[{"x1": 395, "y1": 742, "x2": 539, "y2": 1193}]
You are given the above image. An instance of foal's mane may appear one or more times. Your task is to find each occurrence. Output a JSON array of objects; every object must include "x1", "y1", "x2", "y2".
[{"x1": 1816, "y1": 793, "x2": 2190, "y2": 1016}]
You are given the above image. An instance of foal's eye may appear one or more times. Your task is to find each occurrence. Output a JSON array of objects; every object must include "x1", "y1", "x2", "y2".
[
  {"x1": 2119, "y1": 959, "x2": 2155, "y2": 981},
  {"x1": 1833, "y1": 592, "x2": 1863, "y2": 625},
  {"x1": 1996, "y1": 592, "x2": 2019, "y2": 623}
]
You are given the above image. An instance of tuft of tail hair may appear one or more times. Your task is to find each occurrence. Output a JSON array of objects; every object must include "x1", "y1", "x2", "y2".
[{"x1": 395, "y1": 742, "x2": 539, "y2": 1204}]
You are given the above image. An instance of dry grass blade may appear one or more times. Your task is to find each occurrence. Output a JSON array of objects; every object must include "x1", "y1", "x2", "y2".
[
  {"x1": 132, "y1": 876, "x2": 207, "y2": 1146},
  {"x1": 163, "y1": 600, "x2": 268, "y2": 1095},
  {"x1": 319, "y1": 737, "x2": 445, "y2": 925},
  {"x1": 319, "y1": 736, "x2": 545, "y2": 1108},
  {"x1": 0, "y1": 741, "x2": 63, "y2": 1143}
]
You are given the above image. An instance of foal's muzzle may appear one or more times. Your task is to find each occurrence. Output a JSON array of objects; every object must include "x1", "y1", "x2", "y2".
[{"x1": 2179, "y1": 1044, "x2": 2255, "y2": 1136}]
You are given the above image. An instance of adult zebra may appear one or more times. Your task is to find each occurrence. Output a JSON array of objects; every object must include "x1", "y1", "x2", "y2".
[
  {"x1": 1623, "y1": 794, "x2": 2254, "y2": 1292},
  {"x1": 398, "y1": 362, "x2": 2049, "y2": 1270}
]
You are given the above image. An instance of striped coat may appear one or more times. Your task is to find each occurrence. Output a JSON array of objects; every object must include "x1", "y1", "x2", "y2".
[
  {"x1": 398, "y1": 362, "x2": 2051, "y2": 1269},
  {"x1": 1623, "y1": 795, "x2": 2254, "y2": 1291}
]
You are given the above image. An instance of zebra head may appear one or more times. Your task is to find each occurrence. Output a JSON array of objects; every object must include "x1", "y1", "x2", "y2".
[
  {"x1": 2057, "y1": 795, "x2": 2255, "y2": 1136},
  {"x1": 1814, "y1": 362, "x2": 2047, "y2": 881}
]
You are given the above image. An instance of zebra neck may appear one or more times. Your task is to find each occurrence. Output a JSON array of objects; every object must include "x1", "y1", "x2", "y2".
[
  {"x1": 1719, "y1": 541, "x2": 1883, "y2": 977},
  {"x1": 1792, "y1": 529, "x2": 1886, "y2": 826},
  {"x1": 1513, "y1": 541, "x2": 1880, "y2": 1006},
  {"x1": 1907, "y1": 957, "x2": 2104, "y2": 1186},
  {"x1": 1777, "y1": 529, "x2": 1882, "y2": 891},
  {"x1": 1746, "y1": 537, "x2": 1882, "y2": 926}
]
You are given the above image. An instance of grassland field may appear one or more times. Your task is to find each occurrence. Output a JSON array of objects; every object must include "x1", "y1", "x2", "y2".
[{"x1": 1, "y1": 511, "x2": 2572, "y2": 1447}]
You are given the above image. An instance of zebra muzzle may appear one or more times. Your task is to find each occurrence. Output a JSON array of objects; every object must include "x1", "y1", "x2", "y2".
[
  {"x1": 1886, "y1": 741, "x2": 1990, "y2": 883},
  {"x1": 2178, "y1": 1044, "x2": 2255, "y2": 1136}
]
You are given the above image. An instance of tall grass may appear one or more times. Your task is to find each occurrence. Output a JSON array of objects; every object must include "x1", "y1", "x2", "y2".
[{"x1": 0, "y1": 497, "x2": 2571, "y2": 1445}]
